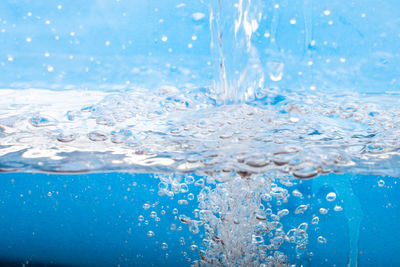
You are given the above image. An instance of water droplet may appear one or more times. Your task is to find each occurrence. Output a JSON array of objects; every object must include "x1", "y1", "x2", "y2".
[
  {"x1": 161, "y1": 35, "x2": 168, "y2": 42},
  {"x1": 267, "y1": 61, "x2": 284, "y2": 82},
  {"x1": 323, "y1": 10, "x2": 331, "y2": 16},
  {"x1": 192, "y1": 12, "x2": 205, "y2": 21}
]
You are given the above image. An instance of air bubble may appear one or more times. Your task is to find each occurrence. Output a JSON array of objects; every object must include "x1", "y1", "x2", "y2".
[
  {"x1": 185, "y1": 176, "x2": 195, "y2": 184},
  {"x1": 292, "y1": 189, "x2": 303, "y2": 198},
  {"x1": 28, "y1": 116, "x2": 55, "y2": 127},
  {"x1": 88, "y1": 131, "x2": 108, "y2": 141},
  {"x1": 57, "y1": 133, "x2": 77, "y2": 143},
  {"x1": 334, "y1": 205, "x2": 343, "y2": 212},
  {"x1": 319, "y1": 208, "x2": 328, "y2": 215},
  {"x1": 295, "y1": 204, "x2": 309, "y2": 214},
  {"x1": 189, "y1": 244, "x2": 198, "y2": 251},
  {"x1": 317, "y1": 236, "x2": 327, "y2": 244},
  {"x1": 326, "y1": 192, "x2": 336, "y2": 202},
  {"x1": 147, "y1": 231, "x2": 155, "y2": 237}
]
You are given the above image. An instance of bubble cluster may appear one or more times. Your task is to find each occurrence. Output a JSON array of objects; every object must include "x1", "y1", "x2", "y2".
[
  {"x1": 0, "y1": 88, "x2": 399, "y2": 265},
  {"x1": 0, "y1": 88, "x2": 399, "y2": 177}
]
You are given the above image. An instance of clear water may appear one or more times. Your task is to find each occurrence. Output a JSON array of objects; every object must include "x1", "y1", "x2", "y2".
[{"x1": 0, "y1": 0, "x2": 399, "y2": 266}]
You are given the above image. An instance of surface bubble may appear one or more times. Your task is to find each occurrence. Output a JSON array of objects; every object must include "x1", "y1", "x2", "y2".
[{"x1": 88, "y1": 131, "x2": 108, "y2": 142}]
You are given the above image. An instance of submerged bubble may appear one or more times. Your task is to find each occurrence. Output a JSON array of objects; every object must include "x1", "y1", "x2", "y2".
[
  {"x1": 317, "y1": 236, "x2": 327, "y2": 244},
  {"x1": 189, "y1": 244, "x2": 198, "y2": 251},
  {"x1": 147, "y1": 231, "x2": 155, "y2": 237},
  {"x1": 334, "y1": 205, "x2": 343, "y2": 212},
  {"x1": 295, "y1": 204, "x2": 309, "y2": 215},
  {"x1": 326, "y1": 192, "x2": 336, "y2": 202},
  {"x1": 292, "y1": 189, "x2": 303, "y2": 198},
  {"x1": 319, "y1": 208, "x2": 328, "y2": 215},
  {"x1": 161, "y1": 242, "x2": 168, "y2": 250}
]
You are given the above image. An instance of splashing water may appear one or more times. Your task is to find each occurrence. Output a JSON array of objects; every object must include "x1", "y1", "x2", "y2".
[{"x1": 0, "y1": 0, "x2": 399, "y2": 266}]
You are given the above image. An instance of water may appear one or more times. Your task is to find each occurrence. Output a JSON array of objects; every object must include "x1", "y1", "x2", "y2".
[{"x1": 0, "y1": 0, "x2": 400, "y2": 266}]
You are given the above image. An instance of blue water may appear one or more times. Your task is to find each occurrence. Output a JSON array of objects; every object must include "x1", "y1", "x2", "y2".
[
  {"x1": 0, "y1": 172, "x2": 399, "y2": 266},
  {"x1": 1, "y1": 0, "x2": 400, "y2": 266}
]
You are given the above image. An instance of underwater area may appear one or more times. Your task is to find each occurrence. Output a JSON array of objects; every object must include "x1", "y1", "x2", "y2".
[{"x1": 0, "y1": 0, "x2": 399, "y2": 266}]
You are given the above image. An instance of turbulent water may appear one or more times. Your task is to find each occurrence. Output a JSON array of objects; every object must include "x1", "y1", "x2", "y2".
[
  {"x1": 1, "y1": 86, "x2": 400, "y2": 266},
  {"x1": 1, "y1": 88, "x2": 400, "y2": 177},
  {"x1": 1, "y1": 0, "x2": 400, "y2": 266}
]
